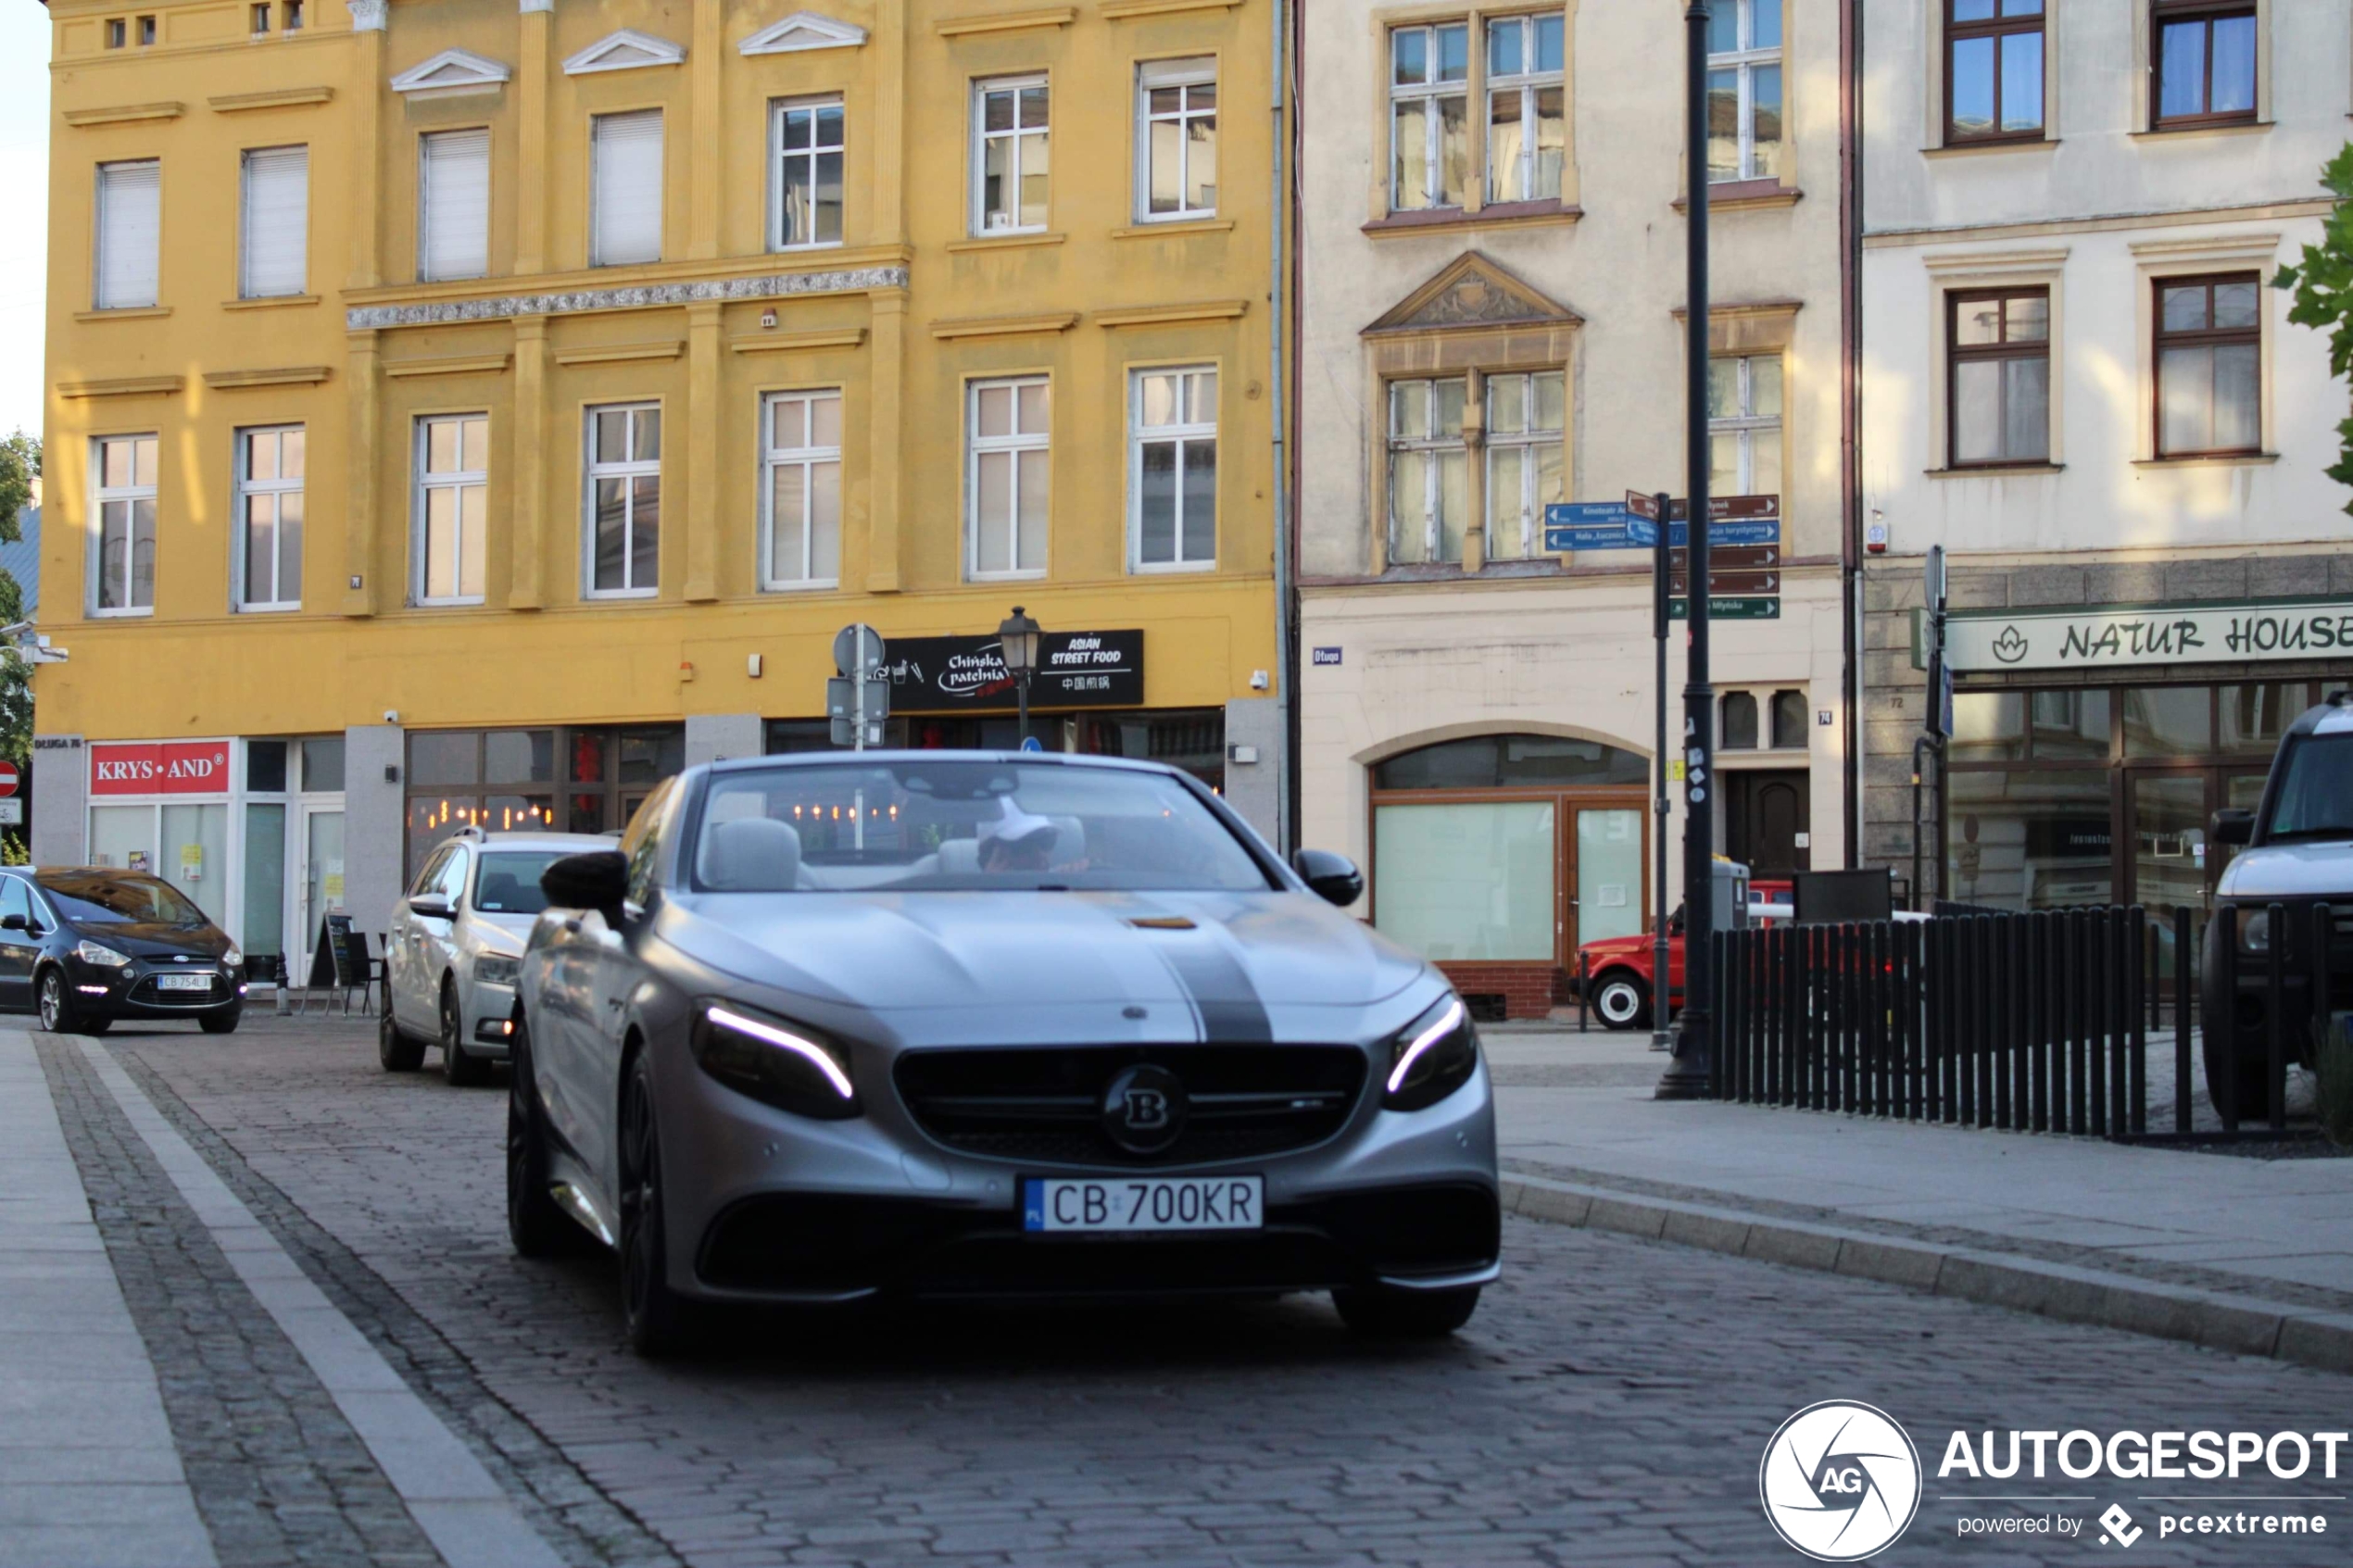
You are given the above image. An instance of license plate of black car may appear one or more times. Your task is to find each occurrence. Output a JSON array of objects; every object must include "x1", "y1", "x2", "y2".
[
  {"x1": 1022, "y1": 1175, "x2": 1264, "y2": 1233},
  {"x1": 157, "y1": 972, "x2": 212, "y2": 991}
]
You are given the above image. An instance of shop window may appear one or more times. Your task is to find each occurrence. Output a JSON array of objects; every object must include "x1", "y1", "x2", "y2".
[
  {"x1": 1948, "y1": 768, "x2": 2113, "y2": 910},
  {"x1": 1949, "y1": 691, "x2": 2024, "y2": 762},
  {"x1": 1721, "y1": 692, "x2": 1759, "y2": 749},
  {"x1": 762, "y1": 389, "x2": 842, "y2": 588},
  {"x1": 1948, "y1": 288, "x2": 2049, "y2": 467},
  {"x1": 1485, "y1": 13, "x2": 1563, "y2": 204},
  {"x1": 2220, "y1": 682, "x2": 2313, "y2": 753},
  {"x1": 973, "y1": 77, "x2": 1049, "y2": 233},
  {"x1": 2028, "y1": 689, "x2": 2109, "y2": 759},
  {"x1": 1706, "y1": 0, "x2": 1782, "y2": 182},
  {"x1": 1389, "y1": 22, "x2": 1468, "y2": 212},
  {"x1": 299, "y1": 736, "x2": 344, "y2": 793},
  {"x1": 2155, "y1": 273, "x2": 2260, "y2": 458},
  {"x1": 2152, "y1": 0, "x2": 2257, "y2": 129},
  {"x1": 771, "y1": 97, "x2": 844, "y2": 249},
  {"x1": 1373, "y1": 734, "x2": 1648, "y2": 790},
  {"x1": 1131, "y1": 366, "x2": 1217, "y2": 571},
  {"x1": 244, "y1": 802, "x2": 286, "y2": 965},
  {"x1": 1484, "y1": 370, "x2": 1564, "y2": 561},
  {"x1": 1138, "y1": 57, "x2": 1216, "y2": 222},
  {"x1": 1375, "y1": 801, "x2": 1555, "y2": 960},
  {"x1": 1769, "y1": 689, "x2": 1806, "y2": 749},
  {"x1": 1387, "y1": 376, "x2": 1467, "y2": 566},
  {"x1": 245, "y1": 740, "x2": 289, "y2": 793},
  {"x1": 2123, "y1": 687, "x2": 2213, "y2": 757},
  {"x1": 1707, "y1": 354, "x2": 1781, "y2": 499},
  {"x1": 1946, "y1": 0, "x2": 2045, "y2": 143}
]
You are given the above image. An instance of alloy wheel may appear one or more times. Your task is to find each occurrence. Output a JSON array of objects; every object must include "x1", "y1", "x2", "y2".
[
  {"x1": 620, "y1": 1075, "x2": 660, "y2": 1323},
  {"x1": 38, "y1": 971, "x2": 60, "y2": 1031}
]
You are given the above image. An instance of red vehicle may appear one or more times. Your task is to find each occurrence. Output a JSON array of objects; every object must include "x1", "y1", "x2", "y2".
[{"x1": 1572, "y1": 880, "x2": 1793, "y2": 1030}]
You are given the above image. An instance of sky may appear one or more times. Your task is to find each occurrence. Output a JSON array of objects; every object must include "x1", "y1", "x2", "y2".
[{"x1": 0, "y1": 2, "x2": 49, "y2": 446}]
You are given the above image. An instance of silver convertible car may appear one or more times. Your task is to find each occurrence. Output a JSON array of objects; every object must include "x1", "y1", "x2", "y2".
[{"x1": 506, "y1": 751, "x2": 1498, "y2": 1354}]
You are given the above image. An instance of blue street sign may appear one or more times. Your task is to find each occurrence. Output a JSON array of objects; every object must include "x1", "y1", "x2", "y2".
[
  {"x1": 1542, "y1": 503, "x2": 1659, "y2": 552},
  {"x1": 1666, "y1": 518, "x2": 1780, "y2": 547},
  {"x1": 1019, "y1": 735, "x2": 1042, "y2": 752}
]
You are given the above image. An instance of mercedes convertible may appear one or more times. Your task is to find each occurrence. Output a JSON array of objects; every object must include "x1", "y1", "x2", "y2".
[{"x1": 506, "y1": 751, "x2": 1499, "y2": 1354}]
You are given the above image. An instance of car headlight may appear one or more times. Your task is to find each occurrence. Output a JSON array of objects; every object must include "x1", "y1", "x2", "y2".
[
  {"x1": 689, "y1": 1002, "x2": 861, "y2": 1120},
  {"x1": 224, "y1": 946, "x2": 244, "y2": 970},
  {"x1": 1383, "y1": 995, "x2": 1478, "y2": 1111},
  {"x1": 2238, "y1": 908, "x2": 2271, "y2": 955},
  {"x1": 76, "y1": 940, "x2": 132, "y2": 968},
  {"x1": 474, "y1": 954, "x2": 521, "y2": 988}
]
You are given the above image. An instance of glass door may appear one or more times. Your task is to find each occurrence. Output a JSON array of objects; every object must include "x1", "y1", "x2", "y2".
[
  {"x1": 1572, "y1": 807, "x2": 1645, "y2": 949},
  {"x1": 298, "y1": 804, "x2": 345, "y2": 973}
]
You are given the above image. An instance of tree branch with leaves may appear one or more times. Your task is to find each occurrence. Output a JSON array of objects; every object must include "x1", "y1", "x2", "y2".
[{"x1": 2273, "y1": 143, "x2": 2353, "y2": 515}]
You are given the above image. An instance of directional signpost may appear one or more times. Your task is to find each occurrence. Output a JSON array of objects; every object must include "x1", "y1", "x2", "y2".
[{"x1": 1547, "y1": 495, "x2": 1782, "y2": 620}]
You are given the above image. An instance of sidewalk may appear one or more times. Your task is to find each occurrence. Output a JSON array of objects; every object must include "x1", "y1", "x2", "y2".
[{"x1": 1488, "y1": 1022, "x2": 2353, "y2": 1370}]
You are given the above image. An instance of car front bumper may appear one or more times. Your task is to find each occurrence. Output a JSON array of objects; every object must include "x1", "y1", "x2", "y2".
[{"x1": 69, "y1": 960, "x2": 244, "y2": 1018}]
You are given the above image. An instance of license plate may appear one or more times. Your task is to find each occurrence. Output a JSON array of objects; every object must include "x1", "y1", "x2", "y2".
[
  {"x1": 156, "y1": 972, "x2": 212, "y2": 991},
  {"x1": 1022, "y1": 1176, "x2": 1264, "y2": 1234}
]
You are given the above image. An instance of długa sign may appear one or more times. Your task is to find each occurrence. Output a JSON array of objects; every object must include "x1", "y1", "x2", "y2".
[
  {"x1": 89, "y1": 740, "x2": 233, "y2": 797},
  {"x1": 1944, "y1": 598, "x2": 2353, "y2": 674},
  {"x1": 881, "y1": 630, "x2": 1144, "y2": 713}
]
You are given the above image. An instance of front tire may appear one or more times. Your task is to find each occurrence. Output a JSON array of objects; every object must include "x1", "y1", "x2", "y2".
[
  {"x1": 198, "y1": 1004, "x2": 241, "y2": 1035},
  {"x1": 2202, "y1": 1033, "x2": 2272, "y2": 1127},
  {"x1": 1333, "y1": 1286, "x2": 1481, "y2": 1339},
  {"x1": 441, "y1": 981, "x2": 491, "y2": 1087},
  {"x1": 379, "y1": 1006, "x2": 426, "y2": 1073},
  {"x1": 507, "y1": 1011, "x2": 584, "y2": 1258},
  {"x1": 618, "y1": 1050, "x2": 694, "y2": 1356},
  {"x1": 1592, "y1": 972, "x2": 1650, "y2": 1031},
  {"x1": 36, "y1": 967, "x2": 101, "y2": 1035}
]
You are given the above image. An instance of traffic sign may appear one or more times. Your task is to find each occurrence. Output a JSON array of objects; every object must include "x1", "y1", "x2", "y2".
[
  {"x1": 1625, "y1": 490, "x2": 1662, "y2": 521},
  {"x1": 1668, "y1": 571, "x2": 1780, "y2": 596},
  {"x1": 1666, "y1": 518, "x2": 1780, "y2": 547},
  {"x1": 0, "y1": 759, "x2": 21, "y2": 798},
  {"x1": 826, "y1": 675, "x2": 889, "y2": 747},
  {"x1": 1667, "y1": 596, "x2": 1780, "y2": 621},
  {"x1": 1542, "y1": 502, "x2": 1657, "y2": 552},
  {"x1": 832, "y1": 621, "x2": 886, "y2": 677},
  {"x1": 1664, "y1": 494, "x2": 1779, "y2": 521}
]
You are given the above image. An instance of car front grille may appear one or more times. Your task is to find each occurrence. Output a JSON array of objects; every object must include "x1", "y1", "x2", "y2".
[
  {"x1": 128, "y1": 970, "x2": 227, "y2": 1006},
  {"x1": 893, "y1": 1044, "x2": 1367, "y2": 1168}
]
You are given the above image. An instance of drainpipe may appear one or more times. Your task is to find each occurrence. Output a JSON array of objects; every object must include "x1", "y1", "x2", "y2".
[{"x1": 1268, "y1": 0, "x2": 1298, "y2": 855}]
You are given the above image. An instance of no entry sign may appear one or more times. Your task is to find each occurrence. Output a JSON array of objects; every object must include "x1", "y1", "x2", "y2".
[{"x1": 0, "y1": 760, "x2": 19, "y2": 797}]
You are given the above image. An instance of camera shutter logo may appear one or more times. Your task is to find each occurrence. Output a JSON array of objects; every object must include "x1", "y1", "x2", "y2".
[{"x1": 1758, "y1": 1401, "x2": 1921, "y2": 1561}]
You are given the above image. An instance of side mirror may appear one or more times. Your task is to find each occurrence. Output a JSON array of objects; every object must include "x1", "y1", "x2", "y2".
[
  {"x1": 0, "y1": 913, "x2": 26, "y2": 933},
  {"x1": 1290, "y1": 848, "x2": 1364, "y2": 908},
  {"x1": 2211, "y1": 809, "x2": 2256, "y2": 847},
  {"x1": 541, "y1": 850, "x2": 630, "y2": 922},
  {"x1": 408, "y1": 895, "x2": 455, "y2": 921}
]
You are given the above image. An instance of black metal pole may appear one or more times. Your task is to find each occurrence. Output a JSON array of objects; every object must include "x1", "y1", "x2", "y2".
[
  {"x1": 1016, "y1": 671, "x2": 1031, "y2": 746},
  {"x1": 1658, "y1": 0, "x2": 1716, "y2": 1100},
  {"x1": 1652, "y1": 495, "x2": 1672, "y2": 1054},
  {"x1": 2174, "y1": 905, "x2": 2193, "y2": 1135}
]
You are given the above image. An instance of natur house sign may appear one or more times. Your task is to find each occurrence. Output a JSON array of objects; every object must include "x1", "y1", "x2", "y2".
[{"x1": 1934, "y1": 598, "x2": 2353, "y2": 674}]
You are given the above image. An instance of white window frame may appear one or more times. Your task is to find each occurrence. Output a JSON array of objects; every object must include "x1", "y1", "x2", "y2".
[
  {"x1": 1386, "y1": 376, "x2": 1468, "y2": 565},
  {"x1": 1483, "y1": 369, "x2": 1564, "y2": 561},
  {"x1": 417, "y1": 127, "x2": 490, "y2": 283},
  {"x1": 583, "y1": 402, "x2": 661, "y2": 598},
  {"x1": 94, "y1": 158, "x2": 161, "y2": 311},
  {"x1": 760, "y1": 388, "x2": 842, "y2": 590},
  {"x1": 1136, "y1": 57, "x2": 1217, "y2": 224},
  {"x1": 1707, "y1": 0, "x2": 1781, "y2": 183},
  {"x1": 233, "y1": 424, "x2": 304, "y2": 613},
  {"x1": 1483, "y1": 14, "x2": 1563, "y2": 204},
  {"x1": 412, "y1": 413, "x2": 489, "y2": 607},
  {"x1": 965, "y1": 376, "x2": 1050, "y2": 581},
  {"x1": 1128, "y1": 365, "x2": 1217, "y2": 573},
  {"x1": 89, "y1": 433, "x2": 158, "y2": 618},
  {"x1": 769, "y1": 96, "x2": 845, "y2": 252},
  {"x1": 238, "y1": 144, "x2": 309, "y2": 299},
  {"x1": 1709, "y1": 353, "x2": 1781, "y2": 495},
  {"x1": 972, "y1": 75, "x2": 1049, "y2": 236},
  {"x1": 1389, "y1": 22, "x2": 1468, "y2": 213}
]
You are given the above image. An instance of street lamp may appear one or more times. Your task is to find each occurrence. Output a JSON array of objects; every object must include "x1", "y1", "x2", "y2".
[{"x1": 997, "y1": 605, "x2": 1042, "y2": 746}]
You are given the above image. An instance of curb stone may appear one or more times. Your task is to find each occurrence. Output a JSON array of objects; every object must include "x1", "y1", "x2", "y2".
[{"x1": 1500, "y1": 1172, "x2": 2353, "y2": 1376}]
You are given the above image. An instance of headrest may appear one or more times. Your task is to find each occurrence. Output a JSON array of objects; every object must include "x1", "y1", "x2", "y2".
[{"x1": 700, "y1": 816, "x2": 802, "y2": 891}]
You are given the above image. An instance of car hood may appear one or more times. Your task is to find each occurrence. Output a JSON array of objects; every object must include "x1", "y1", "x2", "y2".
[
  {"x1": 73, "y1": 922, "x2": 232, "y2": 960},
  {"x1": 471, "y1": 911, "x2": 535, "y2": 949},
  {"x1": 2220, "y1": 841, "x2": 2353, "y2": 900},
  {"x1": 1578, "y1": 933, "x2": 1658, "y2": 960},
  {"x1": 659, "y1": 889, "x2": 1428, "y2": 1031}
]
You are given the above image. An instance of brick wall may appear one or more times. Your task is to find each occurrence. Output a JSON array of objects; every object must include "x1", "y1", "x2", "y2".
[{"x1": 1435, "y1": 961, "x2": 1562, "y2": 1021}]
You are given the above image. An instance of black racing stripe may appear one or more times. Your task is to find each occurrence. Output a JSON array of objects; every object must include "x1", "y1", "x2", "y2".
[{"x1": 1143, "y1": 925, "x2": 1273, "y2": 1044}]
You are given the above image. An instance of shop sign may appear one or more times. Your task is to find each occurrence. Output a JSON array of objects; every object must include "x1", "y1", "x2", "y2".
[
  {"x1": 89, "y1": 740, "x2": 233, "y2": 797},
  {"x1": 1943, "y1": 597, "x2": 2353, "y2": 673},
  {"x1": 880, "y1": 630, "x2": 1144, "y2": 713}
]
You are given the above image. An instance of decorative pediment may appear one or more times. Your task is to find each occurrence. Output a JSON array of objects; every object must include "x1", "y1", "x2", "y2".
[
  {"x1": 739, "y1": 11, "x2": 869, "y2": 55},
  {"x1": 1365, "y1": 252, "x2": 1581, "y2": 336},
  {"x1": 389, "y1": 48, "x2": 511, "y2": 97},
  {"x1": 562, "y1": 29, "x2": 687, "y2": 76}
]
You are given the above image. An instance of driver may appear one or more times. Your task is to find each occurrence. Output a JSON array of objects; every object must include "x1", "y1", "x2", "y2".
[{"x1": 977, "y1": 802, "x2": 1059, "y2": 873}]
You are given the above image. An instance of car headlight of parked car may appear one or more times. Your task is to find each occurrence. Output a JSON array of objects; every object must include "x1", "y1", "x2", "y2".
[
  {"x1": 474, "y1": 954, "x2": 521, "y2": 988},
  {"x1": 689, "y1": 1001, "x2": 862, "y2": 1120},
  {"x1": 76, "y1": 940, "x2": 132, "y2": 968},
  {"x1": 1383, "y1": 994, "x2": 1478, "y2": 1111},
  {"x1": 2238, "y1": 908, "x2": 2271, "y2": 955}
]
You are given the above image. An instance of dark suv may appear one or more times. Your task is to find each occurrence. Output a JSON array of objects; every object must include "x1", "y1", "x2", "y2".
[
  {"x1": 2202, "y1": 692, "x2": 2353, "y2": 1121},
  {"x1": 4, "y1": 868, "x2": 246, "y2": 1035}
]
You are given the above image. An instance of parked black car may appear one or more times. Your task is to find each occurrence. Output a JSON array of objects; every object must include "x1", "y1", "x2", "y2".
[{"x1": 2, "y1": 867, "x2": 245, "y2": 1035}]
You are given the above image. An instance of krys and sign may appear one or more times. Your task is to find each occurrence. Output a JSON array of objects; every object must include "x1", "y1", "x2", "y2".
[
  {"x1": 89, "y1": 740, "x2": 233, "y2": 796},
  {"x1": 1939, "y1": 598, "x2": 2353, "y2": 674},
  {"x1": 880, "y1": 630, "x2": 1145, "y2": 713}
]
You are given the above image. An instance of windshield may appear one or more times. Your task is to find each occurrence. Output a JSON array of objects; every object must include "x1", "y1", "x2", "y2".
[
  {"x1": 690, "y1": 760, "x2": 1274, "y2": 894},
  {"x1": 473, "y1": 852, "x2": 570, "y2": 915},
  {"x1": 2265, "y1": 732, "x2": 2353, "y2": 842},
  {"x1": 39, "y1": 872, "x2": 208, "y2": 927}
]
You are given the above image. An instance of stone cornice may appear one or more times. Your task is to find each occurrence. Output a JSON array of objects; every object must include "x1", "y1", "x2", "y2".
[{"x1": 346, "y1": 265, "x2": 910, "y2": 330}]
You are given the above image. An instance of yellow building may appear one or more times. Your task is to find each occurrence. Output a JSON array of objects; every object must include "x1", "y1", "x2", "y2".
[{"x1": 35, "y1": 0, "x2": 1288, "y2": 974}]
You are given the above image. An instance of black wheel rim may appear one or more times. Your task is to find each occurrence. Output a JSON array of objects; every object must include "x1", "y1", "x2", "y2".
[
  {"x1": 620, "y1": 1074, "x2": 659, "y2": 1322},
  {"x1": 506, "y1": 1042, "x2": 528, "y2": 1221},
  {"x1": 442, "y1": 990, "x2": 459, "y2": 1050}
]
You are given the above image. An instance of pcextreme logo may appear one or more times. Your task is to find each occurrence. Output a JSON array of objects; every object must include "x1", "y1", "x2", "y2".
[{"x1": 1760, "y1": 1401, "x2": 1924, "y2": 1562}]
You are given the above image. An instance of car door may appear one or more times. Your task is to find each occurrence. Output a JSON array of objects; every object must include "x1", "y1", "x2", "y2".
[
  {"x1": 584, "y1": 781, "x2": 677, "y2": 1198},
  {"x1": 416, "y1": 847, "x2": 470, "y2": 1024},
  {"x1": 390, "y1": 847, "x2": 446, "y2": 1032},
  {"x1": 0, "y1": 876, "x2": 38, "y2": 1010}
]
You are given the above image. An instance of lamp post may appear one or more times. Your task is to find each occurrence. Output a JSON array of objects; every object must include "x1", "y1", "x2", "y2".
[{"x1": 997, "y1": 605, "x2": 1042, "y2": 746}]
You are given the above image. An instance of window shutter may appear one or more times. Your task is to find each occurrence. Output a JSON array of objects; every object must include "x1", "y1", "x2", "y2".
[
  {"x1": 419, "y1": 129, "x2": 490, "y2": 282},
  {"x1": 94, "y1": 161, "x2": 160, "y2": 310},
  {"x1": 591, "y1": 110, "x2": 663, "y2": 267},
  {"x1": 240, "y1": 145, "x2": 309, "y2": 298}
]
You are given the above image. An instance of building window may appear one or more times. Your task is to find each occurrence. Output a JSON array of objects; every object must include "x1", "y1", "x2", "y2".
[
  {"x1": 1484, "y1": 370, "x2": 1564, "y2": 560},
  {"x1": 239, "y1": 144, "x2": 308, "y2": 299},
  {"x1": 414, "y1": 414, "x2": 488, "y2": 606},
  {"x1": 1390, "y1": 23, "x2": 1467, "y2": 212},
  {"x1": 761, "y1": 390, "x2": 842, "y2": 589},
  {"x1": 1722, "y1": 691, "x2": 1759, "y2": 748},
  {"x1": 771, "y1": 98, "x2": 843, "y2": 250},
  {"x1": 1131, "y1": 366, "x2": 1216, "y2": 571},
  {"x1": 590, "y1": 109, "x2": 663, "y2": 267},
  {"x1": 967, "y1": 377, "x2": 1049, "y2": 578},
  {"x1": 1706, "y1": 354, "x2": 1781, "y2": 499},
  {"x1": 1387, "y1": 376, "x2": 1468, "y2": 565},
  {"x1": 283, "y1": 0, "x2": 302, "y2": 29},
  {"x1": 2153, "y1": 1, "x2": 2257, "y2": 128},
  {"x1": 1948, "y1": 288, "x2": 2049, "y2": 466},
  {"x1": 418, "y1": 128, "x2": 490, "y2": 282},
  {"x1": 1706, "y1": 0, "x2": 1781, "y2": 182},
  {"x1": 249, "y1": 3, "x2": 267, "y2": 31},
  {"x1": 585, "y1": 403, "x2": 661, "y2": 596},
  {"x1": 107, "y1": 18, "x2": 127, "y2": 46},
  {"x1": 1770, "y1": 689, "x2": 1806, "y2": 749},
  {"x1": 2155, "y1": 272, "x2": 2260, "y2": 457},
  {"x1": 1485, "y1": 13, "x2": 1564, "y2": 203},
  {"x1": 1946, "y1": 0, "x2": 2044, "y2": 142},
  {"x1": 974, "y1": 77, "x2": 1049, "y2": 234},
  {"x1": 1138, "y1": 57, "x2": 1216, "y2": 221},
  {"x1": 137, "y1": 15, "x2": 156, "y2": 44},
  {"x1": 234, "y1": 426, "x2": 303, "y2": 611},
  {"x1": 91, "y1": 433, "x2": 158, "y2": 615},
  {"x1": 94, "y1": 159, "x2": 160, "y2": 310}
]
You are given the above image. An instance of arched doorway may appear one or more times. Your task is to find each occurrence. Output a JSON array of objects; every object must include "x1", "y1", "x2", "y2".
[{"x1": 1368, "y1": 734, "x2": 1650, "y2": 1019}]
